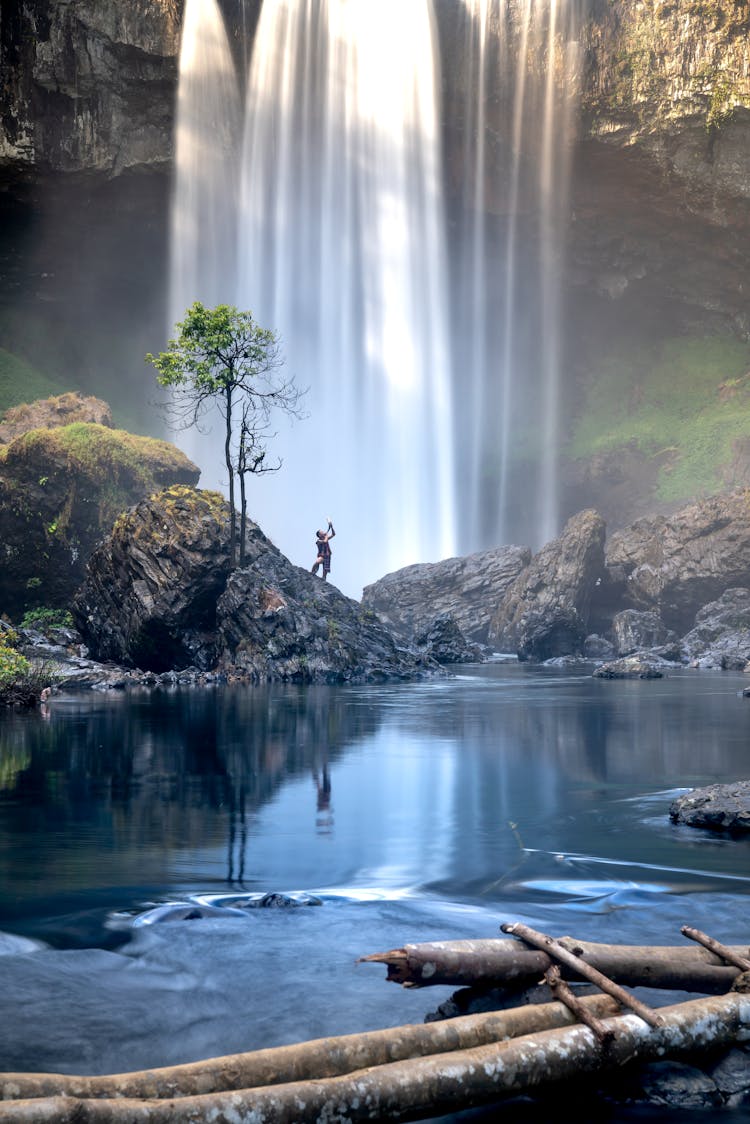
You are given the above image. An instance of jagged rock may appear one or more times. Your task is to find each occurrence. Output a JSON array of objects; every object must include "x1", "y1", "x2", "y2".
[
  {"x1": 680, "y1": 588, "x2": 750, "y2": 670},
  {"x1": 605, "y1": 492, "x2": 750, "y2": 633},
  {"x1": 630, "y1": 1062, "x2": 721, "y2": 1109},
  {"x1": 583, "y1": 634, "x2": 616, "y2": 660},
  {"x1": 488, "y1": 510, "x2": 606, "y2": 661},
  {"x1": 612, "y1": 609, "x2": 678, "y2": 656},
  {"x1": 0, "y1": 393, "x2": 112, "y2": 444},
  {"x1": 670, "y1": 780, "x2": 750, "y2": 834},
  {"x1": 593, "y1": 657, "x2": 665, "y2": 679},
  {"x1": 217, "y1": 526, "x2": 436, "y2": 684},
  {"x1": 361, "y1": 545, "x2": 531, "y2": 644},
  {"x1": 0, "y1": 417, "x2": 200, "y2": 619},
  {"x1": 413, "y1": 613, "x2": 485, "y2": 665},
  {"x1": 75, "y1": 485, "x2": 435, "y2": 684},
  {"x1": 707, "y1": 1048, "x2": 750, "y2": 1098},
  {"x1": 73, "y1": 487, "x2": 231, "y2": 672}
]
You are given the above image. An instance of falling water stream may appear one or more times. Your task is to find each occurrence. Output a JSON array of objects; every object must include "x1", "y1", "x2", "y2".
[{"x1": 169, "y1": 0, "x2": 583, "y2": 594}]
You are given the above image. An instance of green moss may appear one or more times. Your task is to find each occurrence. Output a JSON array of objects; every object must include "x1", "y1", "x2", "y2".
[
  {"x1": 569, "y1": 335, "x2": 750, "y2": 503},
  {"x1": 0, "y1": 349, "x2": 63, "y2": 416}
]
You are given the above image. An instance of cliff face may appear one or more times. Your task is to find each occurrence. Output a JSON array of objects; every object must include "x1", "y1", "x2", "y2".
[{"x1": 1, "y1": 0, "x2": 181, "y2": 181}]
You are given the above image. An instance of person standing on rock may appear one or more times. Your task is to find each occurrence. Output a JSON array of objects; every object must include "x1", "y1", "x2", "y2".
[{"x1": 311, "y1": 519, "x2": 335, "y2": 580}]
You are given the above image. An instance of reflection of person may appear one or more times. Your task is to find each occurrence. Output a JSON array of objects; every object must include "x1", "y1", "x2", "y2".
[{"x1": 311, "y1": 518, "x2": 335, "y2": 580}]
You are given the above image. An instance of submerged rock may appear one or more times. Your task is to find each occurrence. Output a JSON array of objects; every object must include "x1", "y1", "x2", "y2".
[
  {"x1": 489, "y1": 510, "x2": 606, "y2": 661},
  {"x1": 593, "y1": 656, "x2": 666, "y2": 679},
  {"x1": 362, "y1": 545, "x2": 531, "y2": 644},
  {"x1": 670, "y1": 780, "x2": 750, "y2": 834}
]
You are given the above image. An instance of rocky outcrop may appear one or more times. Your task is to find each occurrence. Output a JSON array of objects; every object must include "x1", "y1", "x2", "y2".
[
  {"x1": 413, "y1": 614, "x2": 484, "y2": 665},
  {"x1": 489, "y1": 510, "x2": 606, "y2": 661},
  {"x1": 1, "y1": 0, "x2": 181, "y2": 180},
  {"x1": 593, "y1": 656, "x2": 666, "y2": 680},
  {"x1": 670, "y1": 781, "x2": 750, "y2": 834},
  {"x1": 611, "y1": 609, "x2": 678, "y2": 658},
  {"x1": 604, "y1": 491, "x2": 750, "y2": 633},
  {"x1": 361, "y1": 545, "x2": 530, "y2": 644},
  {"x1": 680, "y1": 588, "x2": 750, "y2": 670},
  {"x1": 75, "y1": 486, "x2": 435, "y2": 683},
  {"x1": 73, "y1": 486, "x2": 230, "y2": 671},
  {"x1": 0, "y1": 413, "x2": 199, "y2": 619},
  {"x1": 0, "y1": 392, "x2": 112, "y2": 443}
]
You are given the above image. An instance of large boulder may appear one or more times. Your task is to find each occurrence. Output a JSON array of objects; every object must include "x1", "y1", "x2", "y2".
[
  {"x1": 0, "y1": 417, "x2": 199, "y2": 619},
  {"x1": 611, "y1": 609, "x2": 678, "y2": 657},
  {"x1": 361, "y1": 545, "x2": 531, "y2": 644},
  {"x1": 489, "y1": 510, "x2": 607, "y2": 660},
  {"x1": 680, "y1": 588, "x2": 750, "y2": 670},
  {"x1": 604, "y1": 491, "x2": 750, "y2": 633},
  {"x1": 75, "y1": 486, "x2": 434, "y2": 683},
  {"x1": 73, "y1": 487, "x2": 231, "y2": 671},
  {"x1": 670, "y1": 781, "x2": 750, "y2": 834},
  {"x1": 217, "y1": 529, "x2": 436, "y2": 684}
]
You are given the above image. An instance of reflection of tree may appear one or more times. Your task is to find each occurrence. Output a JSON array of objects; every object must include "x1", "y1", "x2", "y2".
[{"x1": 0, "y1": 685, "x2": 382, "y2": 915}]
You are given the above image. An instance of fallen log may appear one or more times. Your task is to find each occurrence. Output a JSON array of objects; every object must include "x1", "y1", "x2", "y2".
[
  {"x1": 361, "y1": 936, "x2": 746, "y2": 992},
  {"x1": 0, "y1": 995, "x2": 619, "y2": 1102},
  {"x1": 544, "y1": 966, "x2": 614, "y2": 1046},
  {"x1": 682, "y1": 925, "x2": 750, "y2": 972},
  {"x1": 3, "y1": 992, "x2": 749, "y2": 1123}
]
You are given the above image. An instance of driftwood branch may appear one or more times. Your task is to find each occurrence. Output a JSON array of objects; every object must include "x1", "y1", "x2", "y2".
[
  {"x1": 2, "y1": 993, "x2": 748, "y2": 1123},
  {"x1": 681, "y1": 926, "x2": 750, "y2": 972},
  {"x1": 502, "y1": 922, "x2": 662, "y2": 1027},
  {"x1": 544, "y1": 966, "x2": 615, "y2": 1045},
  {"x1": 0, "y1": 995, "x2": 619, "y2": 1103},
  {"x1": 361, "y1": 936, "x2": 744, "y2": 992}
]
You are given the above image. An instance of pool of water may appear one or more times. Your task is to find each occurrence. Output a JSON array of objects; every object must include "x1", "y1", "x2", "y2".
[{"x1": 1, "y1": 662, "x2": 749, "y2": 1119}]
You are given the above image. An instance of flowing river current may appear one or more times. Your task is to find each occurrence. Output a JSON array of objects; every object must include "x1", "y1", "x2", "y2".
[{"x1": 1, "y1": 663, "x2": 750, "y2": 1122}]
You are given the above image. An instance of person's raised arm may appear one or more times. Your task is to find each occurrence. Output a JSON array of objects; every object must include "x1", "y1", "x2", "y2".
[{"x1": 327, "y1": 517, "x2": 336, "y2": 540}]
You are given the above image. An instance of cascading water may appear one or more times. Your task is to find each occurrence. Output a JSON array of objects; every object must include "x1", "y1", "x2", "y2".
[
  {"x1": 453, "y1": 0, "x2": 583, "y2": 551},
  {"x1": 236, "y1": 0, "x2": 456, "y2": 597},
  {"x1": 168, "y1": 0, "x2": 582, "y2": 596},
  {"x1": 168, "y1": 0, "x2": 240, "y2": 330}
]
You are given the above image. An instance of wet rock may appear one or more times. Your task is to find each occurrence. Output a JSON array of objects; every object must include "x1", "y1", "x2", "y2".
[
  {"x1": 605, "y1": 492, "x2": 750, "y2": 634},
  {"x1": 240, "y1": 893, "x2": 323, "y2": 909},
  {"x1": 707, "y1": 1048, "x2": 750, "y2": 1100},
  {"x1": 631, "y1": 1062, "x2": 721, "y2": 1109},
  {"x1": 593, "y1": 656, "x2": 666, "y2": 679},
  {"x1": 361, "y1": 545, "x2": 531, "y2": 644},
  {"x1": 489, "y1": 510, "x2": 607, "y2": 661},
  {"x1": 670, "y1": 780, "x2": 750, "y2": 834},
  {"x1": 0, "y1": 411, "x2": 199, "y2": 619},
  {"x1": 680, "y1": 588, "x2": 750, "y2": 670},
  {"x1": 413, "y1": 613, "x2": 485, "y2": 664},
  {"x1": 612, "y1": 609, "x2": 677, "y2": 656}
]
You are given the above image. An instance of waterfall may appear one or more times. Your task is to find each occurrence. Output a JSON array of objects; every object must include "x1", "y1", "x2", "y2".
[
  {"x1": 455, "y1": 0, "x2": 582, "y2": 550},
  {"x1": 169, "y1": 0, "x2": 240, "y2": 328},
  {"x1": 168, "y1": 0, "x2": 582, "y2": 597},
  {"x1": 236, "y1": 0, "x2": 456, "y2": 597}
]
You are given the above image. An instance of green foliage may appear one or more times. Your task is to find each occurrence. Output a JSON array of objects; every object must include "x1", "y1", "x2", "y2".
[
  {"x1": 569, "y1": 335, "x2": 750, "y2": 502},
  {"x1": 0, "y1": 349, "x2": 62, "y2": 417},
  {"x1": 0, "y1": 642, "x2": 30, "y2": 690},
  {"x1": 21, "y1": 608, "x2": 74, "y2": 631}
]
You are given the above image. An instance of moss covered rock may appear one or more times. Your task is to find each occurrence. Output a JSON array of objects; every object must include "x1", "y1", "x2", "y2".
[
  {"x1": 0, "y1": 412, "x2": 199, "y2": 618},
  {"x1": 0, "y1": 391, "x2": 113, "y2": 444}
]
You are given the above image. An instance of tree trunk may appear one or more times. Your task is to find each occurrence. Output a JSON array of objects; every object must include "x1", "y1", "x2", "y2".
[
  {"x1": 238, "y1": 468, "x2": 247, "y2": 568},
  {"x1": 3, "y1": 993, "x2": 749, "y2": 1123},
  {"x1": 224, "y1": 386, "x2": 236, "y2": 568},
  {"x1": 361, "y1": 936, "x2": 745, "y2": 992},
  {"x1": 0, "y1": 995, "x2": 618, "y2": 1102}
]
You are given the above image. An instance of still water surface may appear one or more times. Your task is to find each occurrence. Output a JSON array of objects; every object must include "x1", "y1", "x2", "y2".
[{"x1": 1, "y1": 663, "x2": 749, "y2": 1120}]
